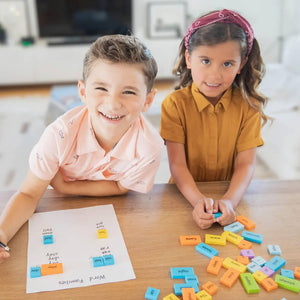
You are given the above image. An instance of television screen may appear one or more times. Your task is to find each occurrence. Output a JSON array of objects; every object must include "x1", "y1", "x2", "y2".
[{"x1": 36, "y1": 0, "x2": 132, "y2": 43}]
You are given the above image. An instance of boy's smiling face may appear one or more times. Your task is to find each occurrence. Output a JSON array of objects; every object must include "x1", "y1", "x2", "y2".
[{"x1": 78, "y1": 59, "x2": 155, "y2": 150}]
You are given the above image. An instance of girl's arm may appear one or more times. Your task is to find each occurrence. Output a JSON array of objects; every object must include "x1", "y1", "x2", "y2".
[
  {"x1": 0, "y1": 170, "x2": 50, "y2": 263},
  {"x1": 50, "y1": 171, "x2": 129, "y2": 196},
  {"x1": 166, "y1": 140, "x2": 215, "y2": 229},
  {"x1": 216, "y1": 148, "x2": 256, "y2": 225}
]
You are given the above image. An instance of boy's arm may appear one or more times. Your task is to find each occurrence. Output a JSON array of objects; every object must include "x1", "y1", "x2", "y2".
[
  {"x1": 166, "y1": 141, "x2": 215, "y2": 229},
  {"x1": 50, "y1": 171, "x2": 129, "y2": 196},
  {"x1": 215, "y1": 148, "x2": 256, "y2": 226},
  {"x1": 0, "y1": 170, "x2": 50, "y2": 261}
]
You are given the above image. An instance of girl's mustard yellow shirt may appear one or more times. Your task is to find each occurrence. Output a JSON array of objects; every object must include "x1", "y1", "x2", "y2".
[{"x1": 160, "y1": 83, "x2": 264, "y2": 181}]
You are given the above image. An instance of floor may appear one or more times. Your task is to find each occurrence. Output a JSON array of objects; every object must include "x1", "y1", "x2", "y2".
[{"x1": 0, "y1": 80, "x2": 277, "y2": 191}]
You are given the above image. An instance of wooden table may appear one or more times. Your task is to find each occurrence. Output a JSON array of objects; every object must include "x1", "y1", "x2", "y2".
[{"x1": 0, "y1": 180, "x2": 299, "y2": 299}]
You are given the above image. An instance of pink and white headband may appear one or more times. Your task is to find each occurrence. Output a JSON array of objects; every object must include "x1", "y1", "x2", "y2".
[{"x1": 184, "y1": 9, "x2": 254, "y2": 56}]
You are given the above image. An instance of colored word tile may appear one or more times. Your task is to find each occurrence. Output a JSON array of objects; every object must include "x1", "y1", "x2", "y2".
[
  {"x1": 247, "y1": 262, "x2": 261, "y2": 273},
  {"x1": 238, "y1": 239, "x2": 252, "y2": 249},
  {"x1": 185, "y1": 275, "x2": 199, "y2": 286},
  {"x1": 236, "y1": 215, "x2": 256, "y2": 230},
  {"x1": 170, "y1": 267, "x2": 194, "y2": 279},
  {"x1": 195, "y1": 290, "x2": 212, "y2": 300},
  {"x1": 92, "y1": 256, "x2": 104, "y2": 267},
  {"x1": 196, "y1": 243, "x2": 218, "y2": 259},
  {"x1": 224, "y1": 221, "x2": 244, "y2": 233},
  {"x1": 281, "y1": 268, "x2": 294, "y2": 279},
  {"x1": 223, "y1": 231, "x2": 243, "y2": 245},
  {"x1": 241, "y1": 249, "x2": 255, "y2": 259},
  {"x1": 220, "y1": 267, "x2": 240, "y2": 287},
  {"x1": 145, "y1": 287, "x2": 160, "y2": 300},
  {"x1": 180, "y1": 235, "x2": 201, "y2": 246},
  {"x1": 241, "y1": 231, "x2": 263, "y2": 244},
  {"x1": 41, "y1": 263, "x2": 63, "y2": 276},
  {"x1": 252, "y1": 270, "x2": 268, "y2": 283},
  {"x1": 163, "y1": 293, "x2": 180, "y2": 300},
  {"x1": 223, "y1": 257, "x2": 247, "y2": 273},
  {"x1": 103, "y1": 254, "x2": 115, "y2": 266},
  {"x1": 202, "y1": 281, "x2": 218, "y2": 295},
  {"x1": 275, "y1": 274, "x2": 300, "y2": 293},
  {"x1": 295, "y1": 267, "x2": 300, "y2": 279},
  {"x1": 174, "y1": 283, "x2": 199, "y2": 296},
  {"x1": 207, "y1": 256, "x2": 223, "y2": 275},
  {"x1": 265, "y1": 256, "x2": 286, "y2": 271},
  {"x1": 237, "y1": 255, "x2": 249, "y2": 265},
  {"x1": 240, "y1": 272, "x2": 260, "y2": 294},
  {"x1": 43, "y1": 234, "x2": 53, "y2": 245},
  {"x1": 259, "y1": 265, "x2": 275, "y2": 277},
  {"x1": 252, "y1": 256, "x2": 266, "y2": 267},
  {"x1": 30, "y1": 266, "x2": 41, "y2": 278},
  {"x1": 182, "y1": 287, "x2": 196, "y2": 300},
  {"x1": 213, "y1": 212, "x2": 222, "y2": 218},
  {"x1": 260, "y1": 277, "x2": 278, "y2": 292},
  {"x1": 97, "y1": 229, "x2": 108, "y2": 239},
  {"x1": 267, "y1": 244, "x2": 281, "y2": 255},
  {"x1": 205, "y1": 234, "x2": 226, "y2": 246}
]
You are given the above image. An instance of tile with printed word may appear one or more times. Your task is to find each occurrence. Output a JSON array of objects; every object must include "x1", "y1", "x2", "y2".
[
  {"x1": 236, "y1": 215, "x2": 256, "y2": 229},
  {"x1": 252, "y1": 256, "x2": 266, "y2": 267},
  {"x1": 223, "y1": 221, "x2": 244, "y2": 233},
  {"x1": 195, "y1": 290, "x2": 212, "y2": 300},
  {"x1": 241, "y1": 249, "x2": 255, "y2": 259},
  {"x1": 259, "y1": 265, "x2": 275, "y2": 277},
  {"x1": 294, "y1": 267, "x2": 300, "y2": 279},
  {"x1": 237, "y1": 255, "x2": 249, "y2": 265},
  {"x1": 267, "y1": 244, "x2": 281, "y2": 255},
  {"x1": 223, "y1": 257, "x2": 247, "y2": 273},
  {"x1": 201, "y1": 281, "x2": 218, "y2": 295},
  {"x1": 205, "y1": 234, "x2": 226, "y2": 246},
  {"x1": 252, "y1": 270, "x2": 268, "y2": 283},
  {"x1": 265, "y1": 256, "x2": 286, "y2": 271},
  {"x1": 241, "y1": 231, "x2": 263, "y2": 244},
  {"x1": 185, "y1": 274, "x2": 199, "y2": 286},
  {"x1": 240, "y1": 272, "x2": 260, "y2": 294},
  {"x1": 41, "y1": 263, "x2": 63, "y2": 276},
  {"x1": 260, "y1": 277, "x2": 278, "y2": 292},
  {"x1": 181, "y1": 287, "x2": 196, "y2": 300},
  {"x1": 180, "y1": 235, "x2": 201, "y2": 246},
  {"x1": 43, "y1": 234, "x2": 54, "y2": 245},
  {"x1": 207, "y1": 256, "x2": 223, "y2": 275},
  {"x1": 220, "y1": 267, "x2": 240, "y2": 287},
  {"x1": 97, "y1": 229, "x2": 108, "y2": 239},
  {"x1": 281, "y1": 268, "x2": 294, "y2": 279},
  {"x1": 275, "y1": 274, "x2": 300, "y2": 293},
  {"x1": 170, "y1": 267, "x2": 194, "y2": 279},
  {"x1": 30, "y1": 266, "x2": 41, "y2": 278},
  {"x1": 238, "y1": 239, "x2": 252, "y2": 249},
  {"x1": 247, "y1": 261, "x2": 261, "y2": 273},
  {"x1": 162, "y1": 293, "x2": 180, "y2": 300},
  {"x1": 174, "y1": 283, "x2": 199, "y2": 296},
  {"x1": 196, "y1": 243, "x2": 219, "y2": 259},
  {"x1": 223, "y1": 231, "x2": 244, "y2": 245},
  {"x1": 145, "y1": 287, "x2": 160, "y2": 300}
]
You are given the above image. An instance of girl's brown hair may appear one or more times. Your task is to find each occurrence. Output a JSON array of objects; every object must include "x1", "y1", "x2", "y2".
[{"x1": 174, "y1": 22, "x2": 269, "y2": 124}]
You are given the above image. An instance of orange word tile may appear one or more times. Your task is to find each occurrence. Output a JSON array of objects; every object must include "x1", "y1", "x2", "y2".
[
  {"x1": 237, "y1": 255, "x2": 249, "y2": 265},
  {"x1": 202, "y1": 281, "x2": 218, "y2": 295},
  {"x1": 207, "y1": 256, "x2": 223, "y2": 276},
  {"x1": 238, "y1": 239, "x2": 252, "y2": 249},
  {"x1": 220, "y1": 268, "x2": 240, "y2": 287},
  {"x1": 180, "y1": 235, "x2": 201, "y2": 246},
  {"x1": 294, "y1": 267, "x2": 300, "y2": 279},
  {"x1": 182, "y1": 287, "x2": 196, "y2": 300},
  {"x1": 260, "y1": 277, "x2": 278, "y2": 292},
  {"x1": 41, "y1": 263, "x2": 63, "y2": 276},
  {"x1": 236, "y1": 215, "x2": 256, "y2": 230}
]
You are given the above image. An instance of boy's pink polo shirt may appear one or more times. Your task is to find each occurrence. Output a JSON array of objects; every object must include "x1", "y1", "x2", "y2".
[{"x1": 29, "y1": 105, "x2": 163, "y2": 193}]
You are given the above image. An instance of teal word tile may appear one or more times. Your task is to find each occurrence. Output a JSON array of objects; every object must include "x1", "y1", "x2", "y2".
[
  {"x1": 241, "y1": 231, "x2": 263, "y2": 244},
  {"x1": 265, "y1": 256, "x2": 286, "y2": 271},
  {"x1": 281, "y1": 269, "x2": 294, "y2": 279},
  {"x1": 30, "y1": 266, "x2": 41, "y2": 278},
  {"x1": 145, "y1": 287, "x2": 160, "y2": 300},
  {"x1": 267, "y1": 244, "x2": 281, "y2": 255},
  {"x1": 196, "y1": 242, "x2": 219, "y2": 259},
  {"x1": 170, "y1": 267, "x2": 194, "y2": 279},
  {"x1": 185, "y1": 274, "x2": 199, "y2": 286},
  {"x1": 43, "y1": 234, "x2": 53, "y2": 245},
  {"x1": 252, "y1": 256, "x2": 266, "y2": 267},
  {"x1": 92, "y1": 256, "x2": 104, "y2": 267},
  {"x1": 247, "y1": 262, "x2": 261, "y2": 273},
  {"x1": 224, "y1": 221, "x2": 244, "y2": 233},
  {"x1": 103, "y1": 255, "x2": 115, "y2": 266}
]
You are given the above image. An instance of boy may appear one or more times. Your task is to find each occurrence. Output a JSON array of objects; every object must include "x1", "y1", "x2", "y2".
[{"x1": 0, "y1": 35, "x2": 163, "y2": 263}]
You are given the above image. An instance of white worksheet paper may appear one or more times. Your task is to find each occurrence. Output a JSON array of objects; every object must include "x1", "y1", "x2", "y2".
[{"x1": 26, "y1": 204, "x2": 135, "y2": 293}]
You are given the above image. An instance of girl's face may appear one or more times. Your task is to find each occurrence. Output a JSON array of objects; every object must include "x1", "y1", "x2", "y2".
[
  {"x1": 185, "y1": 40, "x2": 246, "y2": 104},
  {"x1": 78, "y1": 59, "x2": 155, "y2": 147}
]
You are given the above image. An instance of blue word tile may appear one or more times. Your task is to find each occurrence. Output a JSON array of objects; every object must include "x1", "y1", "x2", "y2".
[
  {"x1": 170, "y1": 267, "x2": 194, "y2": 279},
  {"x1": 265, "y1": 256, "x2": 286, "y2": 271},
  {"x1": 241, "y1": 231, "x2": 263, "y2": 244},
  {"x1": 185, "y1": 274, "x2": 199, "y2": 286},
  {"x1": 103, "y1": 255, "x2": 115, "y2": 266},
  {"x1": 267, "y1": 244, "x2": 281, "y2": 255},
  {"x1": 145, "y1": 287, "x2": 160, "y2": 300},
  {"x1": 252, "y1": 256, "x2": 266, "y2": 267},
  {"x1": 281, "y1": 269, "x2": 294, "y2": 279},
  {"x1": 196, "y1": 242, "x2": 219, "y2": 259},
  {"x1": 224, "y1": 221, "x2": 244, "y2": 233},
  {"x1": 43, "y1": 234, "x2": 54, "y2": 244},
  {"x1": 30, "y1": 266, "x2": 41, "y2": 278},
  {"x1": 93, "y1": 256, "x2": 105, "y2": 267},
  {"x1": 174, "y1": 283, "x2": 199, "y2": 296},
  {"x1": 247, "y1": 262, "x2": 261, "y2": 273}
]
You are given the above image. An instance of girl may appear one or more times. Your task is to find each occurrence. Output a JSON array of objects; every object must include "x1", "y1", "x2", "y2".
[{"x1": 160, "y1": 9, "x2": 269, "y2": 229}]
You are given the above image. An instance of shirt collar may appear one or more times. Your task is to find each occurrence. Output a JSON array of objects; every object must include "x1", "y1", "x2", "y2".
[{"x1": 191, "y1": 82, "x2": 232, "y2": 112}]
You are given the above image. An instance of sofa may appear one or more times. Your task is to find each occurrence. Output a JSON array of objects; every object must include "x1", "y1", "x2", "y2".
[{"x1": 258, "y1": 35, "x2": 300, "y2": 179}]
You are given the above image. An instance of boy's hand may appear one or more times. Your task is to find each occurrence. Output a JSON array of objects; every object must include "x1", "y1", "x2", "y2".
[
  {"x1": 214, "y1": 199, "x2": 236, "y2": 226},
  {"x1": 0, "y1": 248, "x2": 10, "y2": 263},
  {"x1": 192, "y1": 197, "x2": 216, "y2": 229}
]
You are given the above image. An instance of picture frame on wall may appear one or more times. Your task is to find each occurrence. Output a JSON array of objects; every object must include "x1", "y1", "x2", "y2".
[{"x1": 147, "y1": 1, "x2": 187, "y2": 39}]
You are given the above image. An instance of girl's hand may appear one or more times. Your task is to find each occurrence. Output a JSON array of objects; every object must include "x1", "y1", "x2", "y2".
[
  {"x1": 214, "y1": 199, "x2": 236, "y2": 226},
  {"x1": 192, "y1": 197, "x2": 216, "y2": 229},
  {"x1": 0, "y1": 248, "x2": 10, "y2": 264}
]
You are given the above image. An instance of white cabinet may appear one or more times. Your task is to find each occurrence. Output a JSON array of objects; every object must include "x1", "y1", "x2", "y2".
[{"x1": 0, "y1": 39, "x2": 180, "y2": 85}]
